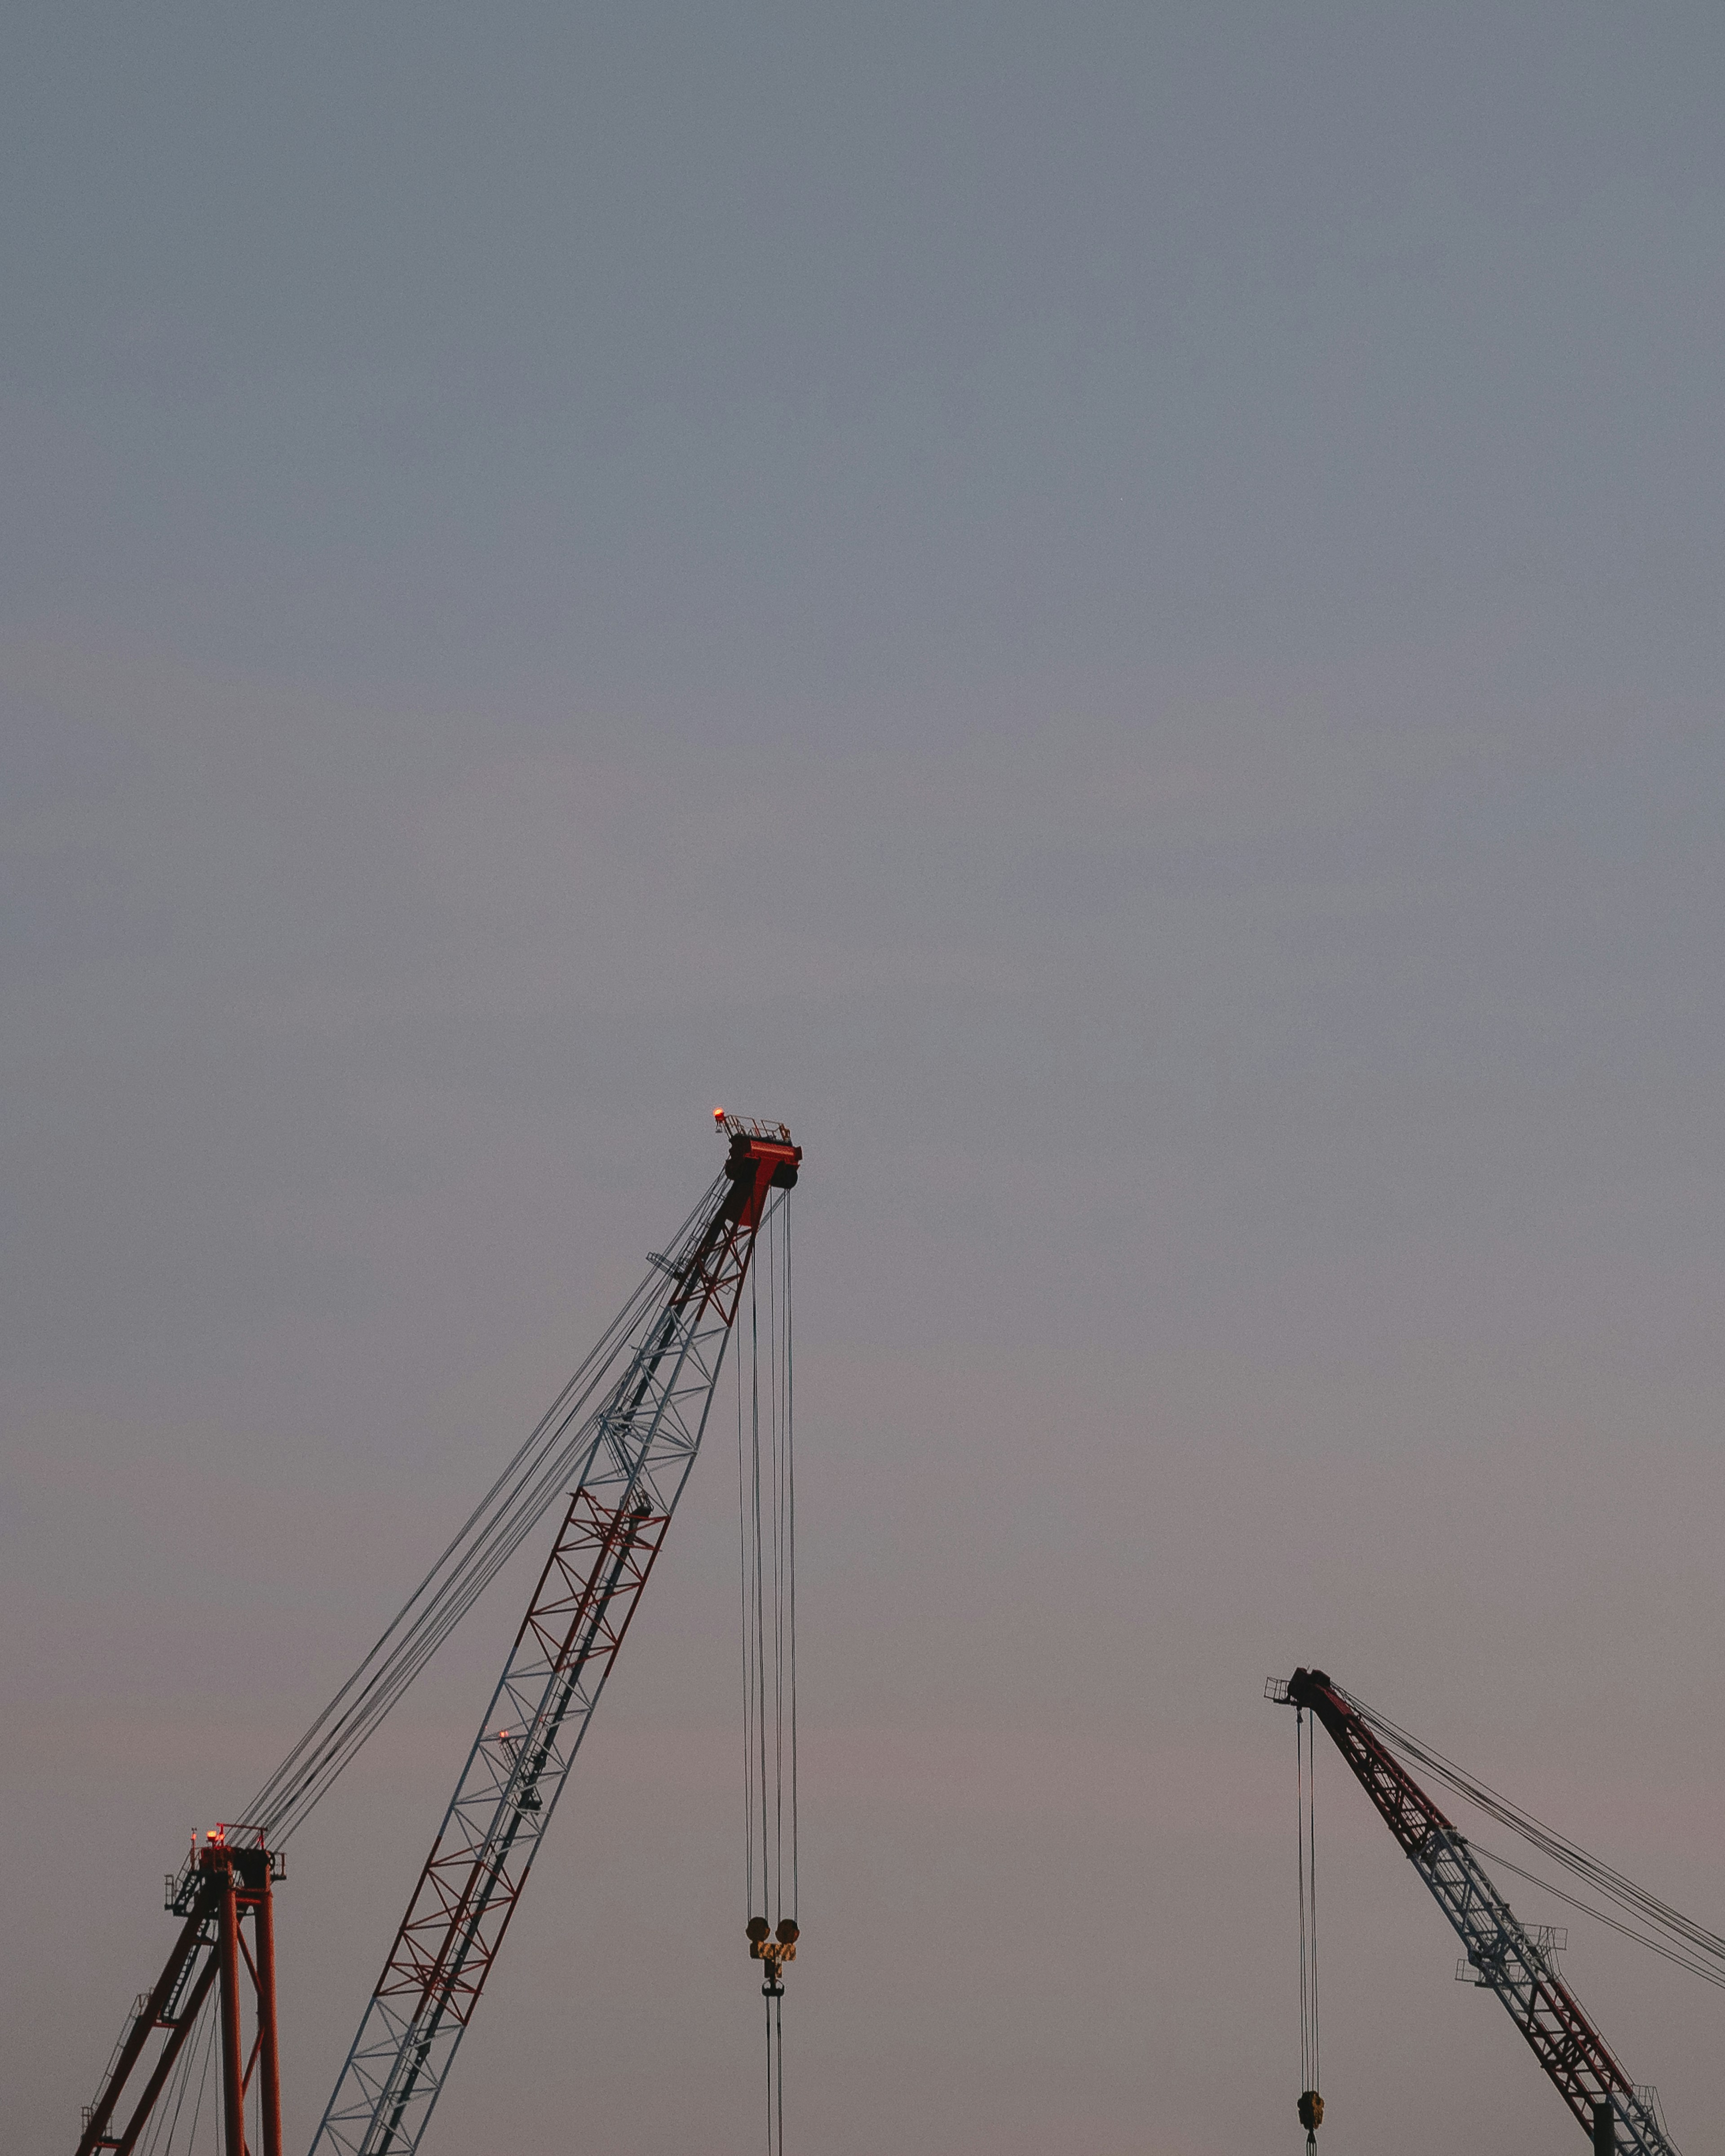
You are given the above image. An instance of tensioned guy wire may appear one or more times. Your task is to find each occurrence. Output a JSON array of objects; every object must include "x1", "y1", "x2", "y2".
[
  {"x1": 1350, "y1": 1692, "x2": 1725, "y2": 1984},
  {"x1": 1473, "y1": 1842, "x2": 1725, "y2": 1991},
  {"x1": 240, "y1": 1177, "x2": 724, "y2": 1843}
]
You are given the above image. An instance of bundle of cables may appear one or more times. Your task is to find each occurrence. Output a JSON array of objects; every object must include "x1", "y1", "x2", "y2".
[
  {"x1": 240, "y1": 1175, "x2": 726, "y2": 1847},
  {"x1": 1351, "y1": 1694, "x2": 1725, "y2": 1992}
]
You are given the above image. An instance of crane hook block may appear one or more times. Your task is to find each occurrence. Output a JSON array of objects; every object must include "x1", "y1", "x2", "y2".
[
  {"x1": 746, "y1": 1913, "x2": 799, "y2": 1997},
  {"x1": 745, "y1": 1915, "x2": 799, "y2": 1960},
  {"x1": 1298, "y1": 2090, "x2": 1324, "y2": 2134}
]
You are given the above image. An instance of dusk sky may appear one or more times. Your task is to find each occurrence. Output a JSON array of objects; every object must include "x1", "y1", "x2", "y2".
[{"x1": 5, "y1": 7, "x2": 1724, "y2": 2153}]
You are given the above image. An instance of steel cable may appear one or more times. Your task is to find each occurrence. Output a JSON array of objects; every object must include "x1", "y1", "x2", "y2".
[
  {"x1": 785, "y1": 1196, "x2": 797, "y2": 1922},
  {"x1": 241, "y1": 1177, "x2": 724, "y2": 1844},
  {"x1": 1470, "y1": 1842, "x2": 1725, "y2": 1992},
  {"x1": 738, "y1": 1284, "x2": 756, "y2": 1920},
  {"x1": 771, "y1": 1200, "x2": 785, "y2": 1925},
  {"x1": 736, "y1": 1192, "x2": 794, "y2": 2156},
  {"x1": 184, "y1": 2003, "x2": 217, "y2": 2156},
  {"x1": 1296, "y1": 1710, "x2": 1307, "y2": 2090},
  {"x1": 1296, "y1": 1709, "x2": 1320, "y2": 2108},
  {"x1": 140, "y1": 1989, "x2": 211, "y2": 2156},
  {"x1": 1353, "y1": 1693, "x2": 1725, "y2": 1984},
  {"x1": 753, "y1": 1256, "x2": 770, "y2": 1932}
]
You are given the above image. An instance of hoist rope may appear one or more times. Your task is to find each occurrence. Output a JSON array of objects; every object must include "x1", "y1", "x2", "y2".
[
  {"x1": 1351, "y1": 1694, "x2": 1725, "y2": 1984},
  {"x1": 240, "y1": 1176, "x2": 725, "y2": 1844},
  {"x1": 1296, "y1": 1708, "x2": 1320, "y2": 2106},
  {"x1": 773, "y1": 1202, "x2": 789, "y2": 2156},
  {"x1": 1296, "y1": 1711, "x2": 1306, "y2": 2085},
  {"x1": 770, "y1": 1196, "x2": 797, "y2": 1925},
  {"x1": 755, "y1": 1256, "x2": 771, "y2": 1931},
  {"x1": 737, "y1": 1269, "x2": 756, "y2": 1918},
  {"x1": 738, "y1": 1191, "x2": 796, "y2": 2156},
  {"x1": 785, "y1": 1196, "x2": 798, "y2": 1921}
]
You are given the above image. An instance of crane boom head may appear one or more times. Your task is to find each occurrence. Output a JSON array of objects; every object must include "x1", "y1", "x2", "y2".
[
  {"x1": 1267, "y1": 1667, "x2": 1346, "y2": 1719},
  {"x1": 715, "y1": 1114, "x2": 801, "y2": 1226}
]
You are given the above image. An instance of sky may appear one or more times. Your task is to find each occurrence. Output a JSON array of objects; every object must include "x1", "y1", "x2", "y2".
[{"x1": 3, "y1": 4, "x2": 1724, "y2": 2152}]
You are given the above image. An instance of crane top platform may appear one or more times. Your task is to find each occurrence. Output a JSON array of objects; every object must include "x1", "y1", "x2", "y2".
[{"x1": 714, "y1": 1109, "x2": 797, "y2": 1149}]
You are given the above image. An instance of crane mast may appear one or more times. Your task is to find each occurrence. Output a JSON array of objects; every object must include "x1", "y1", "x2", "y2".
[
  {"x1": 75, "y1": 1834, "x2": 285, "y2": 2156},
  {"x1": 1270, "y1": 1668, "x2": 1677, "y2": 2156},
  {"x1": 309, "y1": 1118, "x2": 801, "y2": 2156}
]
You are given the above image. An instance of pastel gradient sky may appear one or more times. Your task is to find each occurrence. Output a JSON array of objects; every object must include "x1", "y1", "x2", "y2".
[{"x1": 4, "y1": 7, "x2": 1723, "y2": 2153}]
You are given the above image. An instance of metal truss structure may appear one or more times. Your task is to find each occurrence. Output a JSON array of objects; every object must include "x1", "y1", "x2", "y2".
[
  {"x1": 77, "y1": 1832, "x2": 285, "y2": 2156},
  {"x1": 1270, "y1": 1669, "x2": 1679, "y2": 2156},
  {"x1": 310, "y1": 1121, "x2": 801, "y2": 2156}
]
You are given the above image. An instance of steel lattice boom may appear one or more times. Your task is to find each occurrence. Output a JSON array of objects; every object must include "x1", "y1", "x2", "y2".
[
  {"x1": 1270, "y1": 1669, "x2": 1678, "y2": 2156},
  {"x1": 310, "y1": 1124, "x2": 799, "y2": 2156}
]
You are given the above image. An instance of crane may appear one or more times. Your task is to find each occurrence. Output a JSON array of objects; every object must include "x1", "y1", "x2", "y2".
[
  {"x1": 1269, "y1": 1667, "x2": 1680, "y2": 2156},
  {"x1": 310, "y1": 1115, "x2": 800, "y2": 2156},
  {"x1": 72, "y1": 1114, "x2": 800, "y2": 2156}
]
